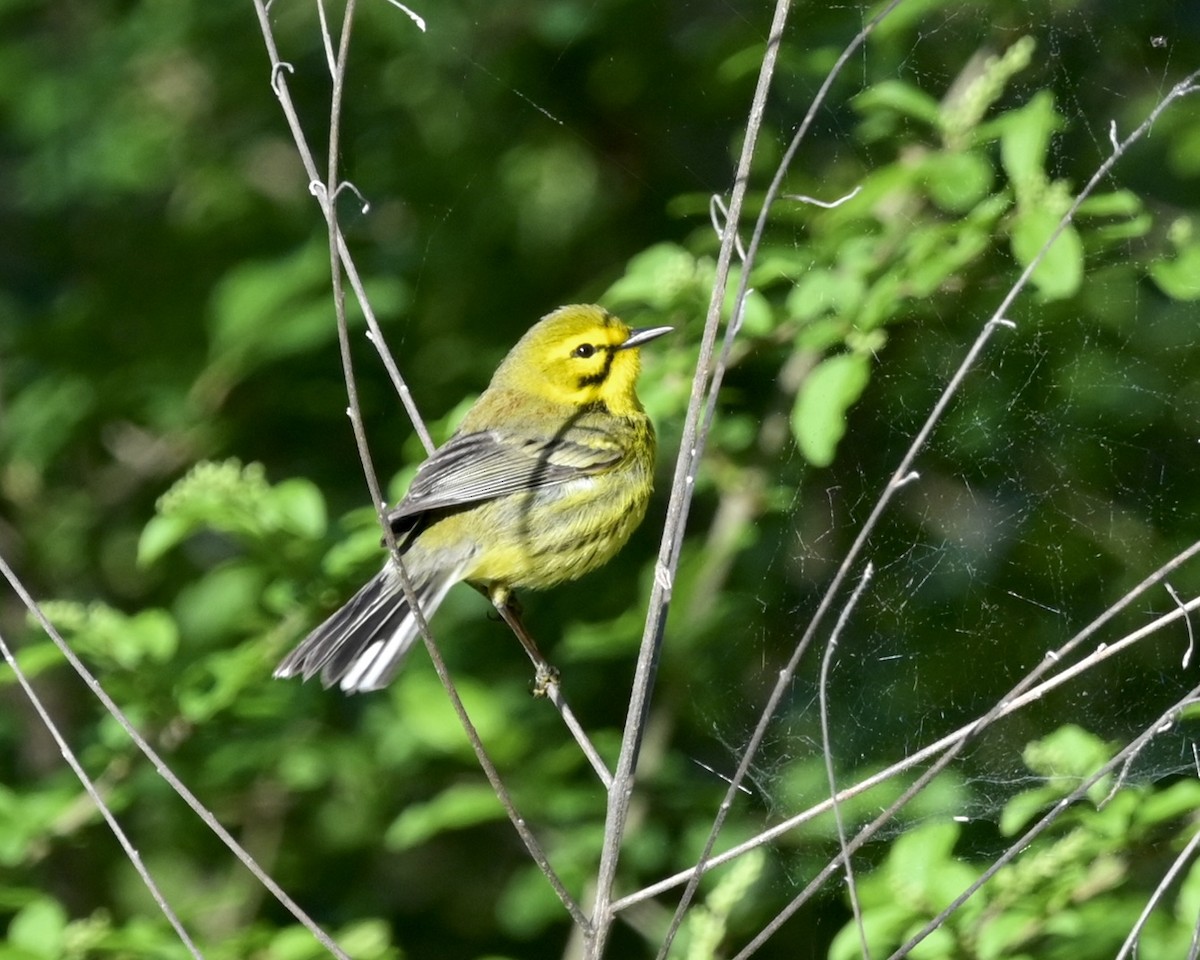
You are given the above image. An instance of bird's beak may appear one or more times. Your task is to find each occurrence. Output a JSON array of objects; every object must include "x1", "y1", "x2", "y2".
[{"x1": 618, "y1": 325, "x2": 673, "y2": 350}]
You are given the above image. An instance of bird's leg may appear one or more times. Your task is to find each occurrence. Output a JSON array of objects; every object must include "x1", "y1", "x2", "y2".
[{"x1": 486, "y1": 586, "x2": 560, "y2": 697}]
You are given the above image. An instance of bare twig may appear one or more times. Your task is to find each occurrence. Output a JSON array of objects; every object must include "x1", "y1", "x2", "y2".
[
  {"x1": 709, "y1": 194, "x2": 747, "y2": 262},
  {"x1": 251, "y1": 0, "x2": 434, "y2": 455},
  {"x1": 818, "y1": 564, "x2": 875, "y2": 960},
  {"x1": 380, "y1": 0, "x2": 427, "y2": 32},
  {"x1": 545, "y1": 681, "x2": 614, "y2": 789},
  {"x1": 1114, "y1": 823, "x2": 1200, "y2": 960},
  {"x1": 1167, "y1": 581, "x2": 1195, "y2": 669},
  {"x1": 783, "y1": 185, "x2": 863, "y2": 208}
]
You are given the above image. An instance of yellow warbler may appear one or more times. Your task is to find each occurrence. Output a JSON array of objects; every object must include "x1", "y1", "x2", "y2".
[{"x1": 275, "y1": 304, "x2": 671, "y2": 692}]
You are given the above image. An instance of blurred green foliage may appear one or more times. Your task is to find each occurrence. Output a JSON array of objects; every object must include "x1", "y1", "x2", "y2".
[{"x1": 2, "y1": 0, "x2": 1199, "y2": 957}]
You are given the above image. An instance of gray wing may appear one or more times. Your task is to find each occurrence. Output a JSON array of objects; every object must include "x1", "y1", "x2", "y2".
[{"x1": 387, "y1": 425, "x2": 621, "y2": 524}]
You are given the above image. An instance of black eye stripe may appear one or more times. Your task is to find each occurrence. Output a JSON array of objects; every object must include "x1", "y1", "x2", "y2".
[{"x1": 576, "y1": 345, "x2": 616, "y2": 389}]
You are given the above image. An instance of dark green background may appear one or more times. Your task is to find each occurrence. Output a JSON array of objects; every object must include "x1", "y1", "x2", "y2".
[{"x1": 3, "y1": 0, "x2": 1200, "y2": 957}]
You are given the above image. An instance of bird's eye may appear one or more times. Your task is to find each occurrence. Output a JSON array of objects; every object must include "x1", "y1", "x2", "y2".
[{"x1": 573, "y1": 343, "x2": 596, "y2": 359}]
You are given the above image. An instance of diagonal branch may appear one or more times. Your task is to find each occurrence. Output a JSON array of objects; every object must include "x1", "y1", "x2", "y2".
[
  {"x1": 0, "y1": 626, "x2": 205, "y2": 960},
  {"x1": 612, "y1": 536, "x2": 1200, "y2": 910},
  {"x1": 0, "y1": 555, "x2": 353, "y2": 960}
]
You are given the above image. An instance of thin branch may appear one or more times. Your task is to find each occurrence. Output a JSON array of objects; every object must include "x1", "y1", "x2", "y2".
[
  {"x1": 545, "y1": 681, "x2": 614, "y2": 789},
  {"x1": 422, "y1": 639, "x2": 591, "y2": 927},
  {"x1": 251, "y1": 0, "x2": 434, "y2": 455},
  {"x1": 1167, "y1": 581, "x2": 1195, "y2": 669},
  {"x1": 315, "y1": 0, "x2": 338, "y2": 78},
  {"x1": 818, "y1": 564, "x2": 874, "y2": 960},
  {"x1": 0, "y1": 628, "x2": 205, "y2": 959},
  {"x1": 783, "y1": 185, "x2": 863, "y2": 208},
  {"x1": 380, "y1": 0, "x2": 427, "y2": 32},
  {"x1": 0, "y1": 555, "x2": 353, "y2": 960},
  {"x1": 709, "y1": 194, "x2": 747, "y2": 262},
  {"x1": 1114, "y1": 823, "x2": 1200, "y2": 960}
]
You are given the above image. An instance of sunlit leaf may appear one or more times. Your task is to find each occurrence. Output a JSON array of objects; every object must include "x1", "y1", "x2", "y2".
[{"x1": 791, "y1": 352, "x2": 871, "y2": 466}]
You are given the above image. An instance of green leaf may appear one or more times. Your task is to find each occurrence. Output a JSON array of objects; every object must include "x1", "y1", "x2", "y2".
[
  {"x1": 384, "y1": 783, "x2": 503, "y2": 849},
  {"x1": 999, "y1": 723, "x2": 1115, "y2": 830},
  {"x1": 725, "y1": 287, "x2": 774, "y2": 336},
  {"x1": 998, "y1": 91, "x2": 1061, "y2": 201},
  {"x1": 904, "y1": 222, "x2": 991, "y2": 298},
  {"x1": 1010, "y1": 206, "x2": 1083, "y2": 300},
  {"x1": 269, "y1": 478, "x2": 328, "y2": 540},
  {"x1": 0, "y1": 641, "x2": 63, "y2": 686},
  {"x1": 787, "y1": 268, "x2": 864, "y2": 325},
  {"x1": 7, "y1": 898, "x2": 67, "y2": 958},
  {"x1": 206, "y1": 241, "x2": 408, "y2": 384},
  {"x1": 999, "y1": 783, "x2": 1064, "y2": 836},
  {"x1": 1075, "y1": 189, "x2": 1143, "y2": 218},
  {"x1": 177, "y1": 639, "x2": 274, "y2": 722},
  {"x1": 1022, "y1": 724, "x2": 1112, "y2": 780},
  {"x1": 138, "y1": 460, "x2": 330, "y2": 564},
  {"x1": 939, "y1": 36, "x2": 1036, "y2": 147},
  {"x1": 1150, "y1": 240, "x2": 1200, "y2": 300},
  {"x1": 605, "y1": 242, "x2": 704, "y2": 308},
  {"x1": 1131, "y1": 780, "x2": 1200, "y2": 828},
  {"x1": 136, "y1": 514, "x2": 192, "y2": 567},
  {"x1": 37, "y1": 602, "x2": 178, "y2": 669},
  {"x1": 334, "y1": 919, "x2": 396, "y2": 959},
  {"x1": 921, "y1": 150, "x2": 994, "y2": 213},
  {"x1": 853, "y1": 79, "x2": 941, "y2": 126},
  {"x1": 174, "y1": 562, "x2": 267, "y2": 646},
  {"x1": 791, "y1": 352, "x2": 872, "y2": 467},
  {"x1": 0, "y1": 376, "x2": 95, "y2": 473}
]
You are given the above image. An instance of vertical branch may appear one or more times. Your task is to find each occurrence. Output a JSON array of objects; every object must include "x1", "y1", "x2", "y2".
[
  {"x1": 584, "y1": 1, "x2": 796, "y2": 955},
  {"x1": 818, "y1": 564, "x2": 874, "y2": 960}
]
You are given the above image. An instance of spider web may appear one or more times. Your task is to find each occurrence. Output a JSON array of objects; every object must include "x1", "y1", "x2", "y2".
[{"x1": 654, "y1": 5, "x2": 1200, "y2": 941}]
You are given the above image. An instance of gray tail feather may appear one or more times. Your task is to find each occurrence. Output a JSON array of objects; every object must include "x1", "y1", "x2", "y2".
[{"x1": 275, "y1": 564, "x2": 457, "y2": 693}]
